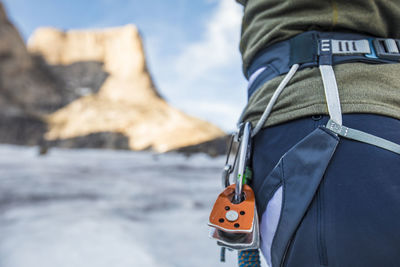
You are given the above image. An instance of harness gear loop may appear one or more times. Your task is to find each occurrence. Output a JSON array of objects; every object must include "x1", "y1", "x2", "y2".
[
  {"x1": 250, "y1": 64, "x2": 299, "y2": 137},
  {"x1": 237, "y1": 63, "x2": 300, "y2": 137}
]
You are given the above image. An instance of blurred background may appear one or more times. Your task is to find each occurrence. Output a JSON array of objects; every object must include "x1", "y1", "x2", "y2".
[{"x1": 0, "y1": 0, "x2": 253, "y2": 266}]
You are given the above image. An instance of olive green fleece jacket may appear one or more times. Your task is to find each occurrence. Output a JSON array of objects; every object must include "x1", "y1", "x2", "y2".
[{"x1": 238, "y1": 0, "x2": 400, "y2": 127}]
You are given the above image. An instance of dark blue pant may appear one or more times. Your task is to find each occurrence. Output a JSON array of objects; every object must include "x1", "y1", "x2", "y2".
[{"x1": 252, "y1": 114, "x2": 400, "y2": 267}]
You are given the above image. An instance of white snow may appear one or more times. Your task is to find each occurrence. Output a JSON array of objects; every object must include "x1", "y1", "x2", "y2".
[{"x1": 0, "y1": 145, "x2": 267, "y2": 267}]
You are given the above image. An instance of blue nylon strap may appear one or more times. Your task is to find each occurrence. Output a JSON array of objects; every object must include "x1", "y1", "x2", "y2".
[
  {"x1": 318, "y1": 39, "x2": 333, "y2": 65},
  {"x1": 246, "y1": 31, "x2": 399, "y2": 98},
  {"x1": 288, "y1": 31, "x2": 318, "y2": 66}
]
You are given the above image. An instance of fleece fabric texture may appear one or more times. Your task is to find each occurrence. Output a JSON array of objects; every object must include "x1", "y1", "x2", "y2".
[{"x1": 237, "y1": 0, "x2": 400, "y2": 127}]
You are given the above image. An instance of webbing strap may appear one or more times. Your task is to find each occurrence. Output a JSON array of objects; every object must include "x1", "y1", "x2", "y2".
[
  {"x1": 331, "y1": 39, "x2": 371, "y2": 54},
  {"x1": 318, "y1": 38, "x2": 343, "y2": 125},
  {"x1": 319, "y1": 65, "x2": 343, "y2": 125},
  {"x1": 246, "y1": 31, "x2": 400, "y2": 98},
  {"x1": 326, "y1": 120, "x2": 400, "y2": 155}
]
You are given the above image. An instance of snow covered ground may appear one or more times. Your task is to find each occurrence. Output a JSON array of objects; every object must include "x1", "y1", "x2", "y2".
[{"x1": 0, "y1": 145, "x2": 266, "y2": 267}]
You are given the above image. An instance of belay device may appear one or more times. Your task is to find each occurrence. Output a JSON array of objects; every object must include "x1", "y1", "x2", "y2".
[{"x1": 208, "y1": 122, "x2": 261, "y2": 266}]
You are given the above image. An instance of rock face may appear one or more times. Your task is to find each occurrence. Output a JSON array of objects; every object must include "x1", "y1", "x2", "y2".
[
  {"x1": 0, "y1": 2, "x2": 224, "y2": 152},
  {"x1": 0, "y1": 3, "x2": 63, "y2": 146},
  {"x1": 45, "y1": 132, "x2": 130, "y2": 150},
  {"x1": 0, "y1": 4, "x2": 63, "y2": 115},
  {"x1": 174, "y1": 135, "x2": 231, "y2": 158},
  {"x1": 28, "y1": 25, "x2": 225, "y2": 152}
]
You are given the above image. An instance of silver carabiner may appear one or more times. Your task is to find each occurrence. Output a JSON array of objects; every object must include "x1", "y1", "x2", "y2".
[
  {"x1": 233, "y1": 122, "x2": 252, "y2": 203},
  {"x1": 221, "y1": 132, "x2": 239, "y2": 188}
]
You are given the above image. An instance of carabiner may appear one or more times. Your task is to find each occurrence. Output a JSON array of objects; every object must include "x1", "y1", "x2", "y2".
[
  {"x1": 234, "y1": 122, "x2": 252, "y2": 203},
  {"x1": 221, "y1": 132, "x2": 240, "y2": 188}
]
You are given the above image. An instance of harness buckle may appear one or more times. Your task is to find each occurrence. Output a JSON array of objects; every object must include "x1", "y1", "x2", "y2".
[{"x1": 373, "y1": 38, "x2": 400, "y2": 61}]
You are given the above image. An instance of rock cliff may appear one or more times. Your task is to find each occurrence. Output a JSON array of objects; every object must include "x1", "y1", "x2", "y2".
[
  {"x1": 27, "y1": 25, "x2": 225, "y2": 152},
  {"x1": 0, "y1": 3, "x2": 63, "y2": 146},
  {"x1": 0, "y1": 4, "x2": 65, "y2": 114}
]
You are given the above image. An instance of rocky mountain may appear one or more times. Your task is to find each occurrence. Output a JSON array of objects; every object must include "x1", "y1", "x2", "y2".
[
  {"x1": 0, "y1": 2, "x2": 226, "y2": 153},
  {"x1": 0, "y1": 4, "x2": 64, "y2": 115},
  {"x1": 0, "y1": 3, "x2": 61, "y2": 146}
]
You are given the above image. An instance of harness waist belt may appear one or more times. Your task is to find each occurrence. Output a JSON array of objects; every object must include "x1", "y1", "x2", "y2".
[{"x1": 247, "y1": 31, "x2": 400, "y2": 98}]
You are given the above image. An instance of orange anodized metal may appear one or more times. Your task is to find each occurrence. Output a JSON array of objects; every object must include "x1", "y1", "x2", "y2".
[{"x1": 209, "y1": 184, "x2": 255, "y2": 233}]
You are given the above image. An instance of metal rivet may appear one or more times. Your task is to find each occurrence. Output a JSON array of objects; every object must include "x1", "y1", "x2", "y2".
[
  {"x1": 225, "y1": 210, "x2": 239, "y2": 222},
  {"x1": 312, "y1": 115, "x2": 322, "y2": 121}
]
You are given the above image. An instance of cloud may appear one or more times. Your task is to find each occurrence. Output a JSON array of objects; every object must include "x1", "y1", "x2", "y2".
[
  {"x1": 179, "y1": 100, "x2": 241, "y2": 131},
  {"x1": 175, "y1": 0, "x2": 243, "y2": 80},
  {"x1": 140, "y1": 0, "x2": 247, "y2": 132}
]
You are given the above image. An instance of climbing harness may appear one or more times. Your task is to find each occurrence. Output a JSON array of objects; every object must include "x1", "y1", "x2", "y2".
[{"x1": 208, "y1": 31, "x2": 400, "y2": 267}]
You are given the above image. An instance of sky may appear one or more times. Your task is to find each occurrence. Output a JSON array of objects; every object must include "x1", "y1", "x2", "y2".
[{"x1": 2, "y1": 0, "x2": 247, "y2": 132}]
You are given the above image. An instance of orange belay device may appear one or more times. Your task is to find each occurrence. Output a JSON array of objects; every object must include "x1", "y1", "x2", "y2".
[{"x1": 208, "y1": 122, "x2": 260, "y2": 252}]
